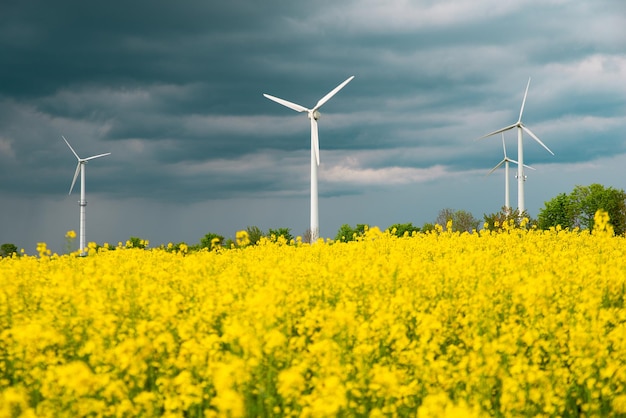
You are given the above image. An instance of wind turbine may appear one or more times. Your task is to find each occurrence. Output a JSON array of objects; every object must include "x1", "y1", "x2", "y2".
[
  {"x1": 263, "y1": 75, "x2": 354, "y2": 242},
  {"x1": 487, "y1": 133, "x2": 535, "y2": 211},
  {"x1": 63, "y1": 136, "x2": 111, "y2": 256},
  {"x1": 480, "y1": 78, "x2": 554, "y2": 213}
]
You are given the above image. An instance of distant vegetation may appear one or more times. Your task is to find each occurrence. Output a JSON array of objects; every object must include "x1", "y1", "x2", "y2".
[
  {"x1": 0, "y1": 243, "x2": 18, "y2": 258},
  {"x1": 537, "y1": 184, "x2": 626, "y2": 235},
  {"x1": 483, "y1": 207, "x2": 537, "y2": 231},
  {"x1": 2, "y1": 183, "x2": 625, "y2": 257}
]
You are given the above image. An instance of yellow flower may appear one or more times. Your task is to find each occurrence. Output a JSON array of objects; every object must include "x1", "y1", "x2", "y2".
[
  {"x1": 3, "y1": 224, "x2": 626, "y2": 416},
  {"x1": 593, "y1": 209, "x2": 614, "y2": 236},
  {"x1": 235, "y1": 230, "x2": 250, "y2": 247},
  {"x1": 278, "y1": 367, "x2": 306, "y2": 400},
  {"x1": 613, "y1": 395, "x2": 626, "y2": 414}
]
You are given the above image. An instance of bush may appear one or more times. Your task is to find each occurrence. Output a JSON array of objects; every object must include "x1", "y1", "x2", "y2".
[{"x1": 0, "y1": 243, "x2": 18, "y2": 257}]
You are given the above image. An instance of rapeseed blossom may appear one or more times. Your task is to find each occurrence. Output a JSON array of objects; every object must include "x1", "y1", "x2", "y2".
[
  {"x1": 1, "y1": 214, "x2": 626, "y2": 416},
  {"x1": 236, "y1": 230, "x2": 250, "y2": 247}
]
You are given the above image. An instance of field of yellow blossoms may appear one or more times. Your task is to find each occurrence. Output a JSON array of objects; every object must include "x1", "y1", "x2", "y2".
[{"x1": 2, "y1": 211, "x2": 626, "y2": 417}]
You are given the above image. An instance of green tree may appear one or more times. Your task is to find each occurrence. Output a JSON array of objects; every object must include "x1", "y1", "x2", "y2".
[
  {"x1": 387, "y1": 223, "x2": 420, "y2": 237},
  {"x1": 199, "y1": 232, "x2": 224, "y2": 250},
  {"x1": 246, "y1": 226, "x2": 264, "y2": 245},
  {"x1": 1, "y1": 243, "x2": 18, "y2": 257},
  {"x1": 268, "y1": 228, "x2": 293, "y2": 243},
  {"x1": 571, "y1": 184, "x2": 626, "y2": 234},
  {"x1": 538, "y1": 184, "x2": 626, "y2": 234},
  {"x1": 484, "y1": 207, "x2": 537, "y2": 231},
  {"x1": 435, "y1": 208, "x2": 455, "y2": 229},
  {"x1": 127, "y1": 236, "x2": 148, "y2": 249},
  {"x1": 162, "y1": 242, "x2": 188, "y2": 253},
  {"x1": 421, "y1": 222, "x2": 435, "y2": 233},
  {"x1": 334, "y1": 224, "x2": 368, "y2": 242},
  {"x1": 537, "y1": 193, "x2": 573, "y2": 230},
  {"x1": 435, "y1": 208, "x2": 480, "y2": 233},
  {"x1": 335, "y1": 224, "x2": 355, "y2": 243}
]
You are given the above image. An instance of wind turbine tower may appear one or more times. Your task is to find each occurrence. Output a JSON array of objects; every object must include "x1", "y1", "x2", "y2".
[
  {"x1": 480, "y1": 78, "x2": 554, "y2": 213},
  {"x1": 487, "y1": 133, "x2": 535, "y2": 211},
  {"x1": 63, "y1": 136, "x2": 111, "y2": 255},
  {"x1": 263, "y1": 76, "x2": 354, "y2": 242}
]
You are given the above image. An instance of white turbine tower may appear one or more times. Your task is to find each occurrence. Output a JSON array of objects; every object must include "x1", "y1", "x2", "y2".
[
  {"x1": 480, "y1": 78, "x2": 554, "y2": 213},
  {"x1": 63, "y1": 136, "x2": 111, "y2": 255},
  {"x1": 487, "y1": 133, "x2": 535, "y2": 211},
  {"x1": 263, "y1": 76, "x2": 354, "y2": 242}
]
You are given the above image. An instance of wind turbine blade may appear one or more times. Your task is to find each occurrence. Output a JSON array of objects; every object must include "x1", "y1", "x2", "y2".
[
  {"x1": 518, "y1": 77, "x2": 531, "y2": 123},
  {"x1": 487, "y1": 159, "x2": 506, "y2": 176},
  {"x1": 521, "y1": 125, "x2": 554, "y2": 155},
  {"x1": 84, "y1": 152, "x2": 111, "y2": 161},
  {"x1": 314, "y1": 76, "x2": 355, "y2": 110},
  {"x1": 263, "y1": 94, "x2": 308, "y2": 113},
  {"x1": 507, "y1": 158, "x2": 536, "y2": 171},
  {"x1": 62, "y1": 135, "x2": 80, "y2": 160},
  {"x1": 311, "y1": 117, "x2": 320, "y2": 166},
  {"x1": 478, "y1": 123, "x2": 517, "y2": 140},
  {"x1": 69, "y1": 162, "x2": 81, "y2": 195},
  {"x1": 501, "y1": 133, "x2": 508, "y2": 158}
]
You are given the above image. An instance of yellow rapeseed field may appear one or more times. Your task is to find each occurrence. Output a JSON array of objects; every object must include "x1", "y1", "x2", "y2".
[{"x1": 2, "y1": 211, "x2": 626, "y2": 417}]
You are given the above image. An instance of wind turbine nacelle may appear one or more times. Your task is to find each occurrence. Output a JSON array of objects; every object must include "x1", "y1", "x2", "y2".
[{"x1": 308, "y1": 110, "x2": 321, "y2": 120}]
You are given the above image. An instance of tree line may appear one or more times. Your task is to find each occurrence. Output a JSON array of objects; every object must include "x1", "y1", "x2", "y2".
[{"x1": 2, "y1": 183, "x2": 625, "y2": 257}]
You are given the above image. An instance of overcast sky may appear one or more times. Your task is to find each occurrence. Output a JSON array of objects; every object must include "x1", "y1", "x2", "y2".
[{"x1": 1, "y1": 0, "x2": 625, "y2": 252}]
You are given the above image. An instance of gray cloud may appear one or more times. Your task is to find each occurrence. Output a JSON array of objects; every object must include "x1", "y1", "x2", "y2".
[{"x1": 1, "y1": 0, "x2": 625, "y2": 252}]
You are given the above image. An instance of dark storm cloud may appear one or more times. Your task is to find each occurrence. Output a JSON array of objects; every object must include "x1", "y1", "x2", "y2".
[
  {"x1": 1, "y1": 1, "x2": 306, "y2": 94},
  {"x1": 1, "y1": 0, "x2": 625, "y2": 251}
]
